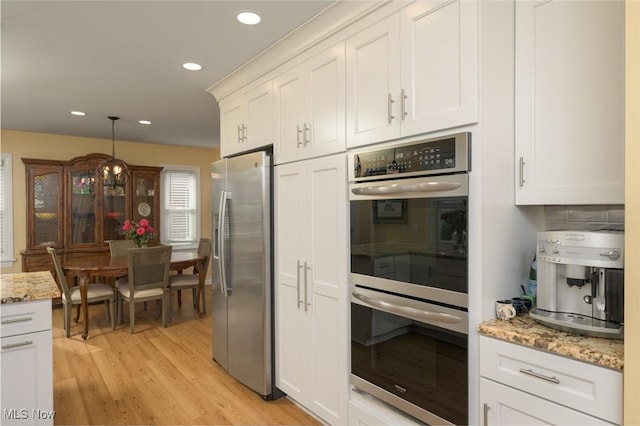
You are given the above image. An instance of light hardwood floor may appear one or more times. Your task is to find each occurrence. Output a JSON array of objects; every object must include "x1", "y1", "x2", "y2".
[{"x1": 52, "y1": 287, "x2": 320, "y2": 425}]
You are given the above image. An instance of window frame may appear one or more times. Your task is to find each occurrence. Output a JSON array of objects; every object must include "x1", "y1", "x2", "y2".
[
  {"x1": 1, "y1": 153, "x2": 15, "y2": 268},
  {"x1": 159, "y1": 164, "x2": 201, "y2": 251}
]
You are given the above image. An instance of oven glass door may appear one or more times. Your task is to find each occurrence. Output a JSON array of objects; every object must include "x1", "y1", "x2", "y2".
[
  {"x1": 350, "y1": 194, "x2": 468, "y2": 295},
  {"x1": 351, "y1": 299, "x2": 468, "y2": 425}
]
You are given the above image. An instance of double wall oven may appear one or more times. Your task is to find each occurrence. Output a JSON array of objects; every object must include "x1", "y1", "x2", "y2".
[{"x1": 349, "y1": 132, "x2": 470, "y2": 425}]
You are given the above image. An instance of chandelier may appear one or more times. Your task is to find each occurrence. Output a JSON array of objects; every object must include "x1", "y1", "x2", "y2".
[{"x1": 97, "y1": 116, "x2": 130, "y2": 188}]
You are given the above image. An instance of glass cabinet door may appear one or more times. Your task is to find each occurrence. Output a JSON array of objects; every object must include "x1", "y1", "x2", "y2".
[
  {"x1": 33, "y1": 172, "x2": 62, "y2": 247},
  {"x1": 103, "y1": 184, "x2": 127, "y2": 241},
  {"x1": 70, "y1": 171, "x2": 97, "y2": 244},
  {"x1": 132, "y1": 171, "x2": 159, "y2": 244}
]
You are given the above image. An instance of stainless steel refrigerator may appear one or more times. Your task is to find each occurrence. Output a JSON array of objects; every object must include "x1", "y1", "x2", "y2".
[{"x1": 211, "y1": 150, "x2": 277, "y2": 399}]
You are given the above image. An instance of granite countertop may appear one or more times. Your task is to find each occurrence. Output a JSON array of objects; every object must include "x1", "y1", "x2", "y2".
[
  {"x1": 0, "y1": 271, "x2": 60, "y2": 303},
  {"x1": 478, "y1": 315, "x2": 624, "y2": 371}
]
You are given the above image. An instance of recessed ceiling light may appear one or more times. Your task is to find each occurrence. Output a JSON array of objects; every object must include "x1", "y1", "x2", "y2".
[
  {"x1": 70, "y1": 111, "x2": 86, "y2": 116},
  {"x1": 138, "y1": 120, "x2": 152, "y2": 125},
  {"x1": 237, "y1": 11, "x2": 261, "y2": 25},
  {"x1": 182, "y1": 62, "x2": 202, "y2": 71}
]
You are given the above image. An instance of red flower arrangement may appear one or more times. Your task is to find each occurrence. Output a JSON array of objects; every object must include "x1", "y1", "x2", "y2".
[{"x1": 122, "y1": 219, "x2": 154, "y2": 247}]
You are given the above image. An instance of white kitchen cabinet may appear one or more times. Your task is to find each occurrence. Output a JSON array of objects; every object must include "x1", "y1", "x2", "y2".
[
  {"x1": 219, "y1": 81, "x2": 273, "y2": 158},
  {"x1": 274, "y1": 43, "x2": 346, "y2": 165},
  {"x1": 514, "y1": 0, "x2": 624, "y2": 205},
  {"x1": 0, "y1": 299, "x2": 54, "y2": 425},
  {"x1": 480, "y1": 378, "x2": 615, "y2": 425},
  {"x1": 346, "y1": 14, "x2": 401, "y2": 147},
  {"x1": 479, "y1": 336, "x2": 622, "y2": 425},
  {"x1": 275, "y1": 154, "x2": 348, "y2": 425},
  {"x1": 346, "y1": 0, "x2": 478, "y2": 148}
]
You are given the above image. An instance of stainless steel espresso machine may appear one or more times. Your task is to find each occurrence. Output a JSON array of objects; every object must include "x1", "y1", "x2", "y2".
[{"x1": 530, "y1": 230, "x2": 625, "y2": 339}]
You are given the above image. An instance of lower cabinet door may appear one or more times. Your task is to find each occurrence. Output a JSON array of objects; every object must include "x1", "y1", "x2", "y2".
[
  {"x1": 480, "y1": 378, "x2": 616, "y2": 425},
  {"x1": 1, "y1": 330, "x2": 54, "y2": 425}
]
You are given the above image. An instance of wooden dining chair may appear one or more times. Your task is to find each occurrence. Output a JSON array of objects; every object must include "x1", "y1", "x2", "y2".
[
  {"x1": 108, "y1": 239, "x2": 135, "y2": 257},
  {"x1": 116, "y1": 245, "x2": 172, "y2": 334},
  {"x1": 47, "y1": 247, "x2": 115, "y2": 337},
  {"x1": 168, "y1": 238, "x2": 212, "y2": 318}
]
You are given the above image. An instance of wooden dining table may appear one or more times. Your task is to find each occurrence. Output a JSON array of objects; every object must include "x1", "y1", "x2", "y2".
[{"x1": 61, "y1": 249, "x2": 206, "y2": 340}]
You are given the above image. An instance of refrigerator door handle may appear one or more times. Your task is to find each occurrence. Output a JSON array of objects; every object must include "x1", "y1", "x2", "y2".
[{"x1": 219, "y1": 190, "x2": 229, "y2": 297}]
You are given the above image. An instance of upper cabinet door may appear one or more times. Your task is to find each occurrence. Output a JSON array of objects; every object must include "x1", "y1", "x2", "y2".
[
  {"x1": 245, "y1": 81, "x2": 274, "y2": 151},
  {"x1": 274, "y1": 67, "x2": 307, "y2": 163},
  {"x1": 346, "y1": 15, "x2": 402, "y2": 148},
  {"x1": 305, "y1": 43, "x2": 346, "y2": 160},
  {"x1": 26, "y1": 162, "x2": 64, "y2": 250},
  {"x1": 515, "y1": 0, "x2": 624, "y2": 205},
  {"x1": 220, "y1": 82, "x2": 274, "y2": 158},
  {"x1": 274, "y1": 43, "x2": 346, "y2": 165},
  {"x1": 346, "y1": 1, "x2": 478, "y2": 149},
  {"x1": 400, "y1": 0, "x2": 478, "y2": 136},
  {"x1": 219, "y1": 97, "x2": 246, "y2": 158}
]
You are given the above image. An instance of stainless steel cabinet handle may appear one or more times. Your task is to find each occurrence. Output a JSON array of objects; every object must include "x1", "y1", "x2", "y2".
[
  {"x1": 296, "y1": 125, "x2": 303, "y2": 147},
  {"x1": 483, "y1": 403, "x2": 490, "y2": 426},
  {"x1": 242, "y1": 124, "x2": 248, "y2": 142},
  {"x1": 237, "y1": 125, "x2": 243, "y2": 143},
  {"x1": 2, "y1": 340, "x2": 33, "y2": 350},
  {"x1": 305, "y1": 263, "x2": 311, "y2": 310},
  {"x1": 519, "y1": 156, "x2": 526, "y2": 187},
  {"x1": 296, "y1": 260, "x2": 303, "y2": 309},
  {"x1": 387, "y1": 93, "x2": 395, "y2": 124},
  {"x1": 401, "y1": 89, "x2": 408, "y2": 120},
  {"x1": 1, "y1": 317, "x2": 33, "y2": 324},
  {"x1": 519, "y1": 368, "x2": 560, "y2": 384},
  {"x1": 303, "y1": 123, "x2": 311, "y2": 145}
]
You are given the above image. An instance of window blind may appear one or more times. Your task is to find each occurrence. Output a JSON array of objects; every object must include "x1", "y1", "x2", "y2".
[{"x1": 161, "y1": 167, "x2": 199, "y2": 249}]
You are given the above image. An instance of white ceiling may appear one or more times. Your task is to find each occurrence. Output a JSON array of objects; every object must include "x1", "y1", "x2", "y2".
[{"x1": 1, "y1": 0, "x2": 334, "y2": 149}]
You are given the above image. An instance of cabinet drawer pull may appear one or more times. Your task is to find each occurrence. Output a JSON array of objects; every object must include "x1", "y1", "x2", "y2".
[
  {"x1": 296, "y1": 260, "x2": 303, "y2": 309},
  {"x1": 387, "y1": 93, "x2": 395, "y2": 124},
  {"x1": 303, "y1": 123, "x2": 311, "y2": 145},
  {"x1": 519, "y1": 368, "x2": 560, "y2": 384},
  {"x1": 2, "y1": 317, "x2": 33, "y2": 325},
  {"x1": 401, "y1": 89, "x2": 408, "y2": 120},
  {"x1": 518, "y1": 156, "x2": 526, "y2": 187},
  {"x1": 296, "y1": 125, "x2": 303, "y2": 147},
  {"x1": 2, "y1": 340, "x2": 33, "y2": 350}
]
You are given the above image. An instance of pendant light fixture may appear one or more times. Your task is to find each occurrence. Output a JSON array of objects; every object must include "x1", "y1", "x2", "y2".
[{"x1": 97, "y1": 116, "x2": 130, "y2": 188}]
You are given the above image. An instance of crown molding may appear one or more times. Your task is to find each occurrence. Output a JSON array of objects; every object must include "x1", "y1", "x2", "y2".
[{"x1": 207, "y1": 0, "x2": 400, "y2": 102}]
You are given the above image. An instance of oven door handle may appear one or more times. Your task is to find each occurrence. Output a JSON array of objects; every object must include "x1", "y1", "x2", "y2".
[
  {"x1": 351, "y1": 181, "x2": 462, "y2": 196},
  {"x1": 352, "y1": 291, "x2": 465, "y2": 326}
]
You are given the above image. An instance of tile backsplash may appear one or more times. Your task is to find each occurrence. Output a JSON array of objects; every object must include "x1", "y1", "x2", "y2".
[{"x1": 544, "y1": 205, "x2": 625, "y2": 231}]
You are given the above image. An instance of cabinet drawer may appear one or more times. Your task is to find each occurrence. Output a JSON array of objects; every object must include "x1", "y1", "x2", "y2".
[
  {"x1": 480, "y1": 336, "x2": 622, "y2": 424},
  {"x1": 0, "y1": 300, "x2": 52, "y2": 338},
  {"x1": 481, "y1": 378, "x2": 615, "y2": 425},
  {"x1": 22, "y1": 254, "x2": 53, "y2": 272}
]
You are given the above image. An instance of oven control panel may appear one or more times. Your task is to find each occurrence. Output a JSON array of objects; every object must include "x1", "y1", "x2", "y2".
[{"x1": 351, "y1": 132, "x2": 470, "y2": 181}]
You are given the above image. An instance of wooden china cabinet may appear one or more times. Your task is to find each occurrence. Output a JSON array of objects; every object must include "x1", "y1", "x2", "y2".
[{"x1": 21, "y1": 153, "x2": 162, "y2": 272}]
